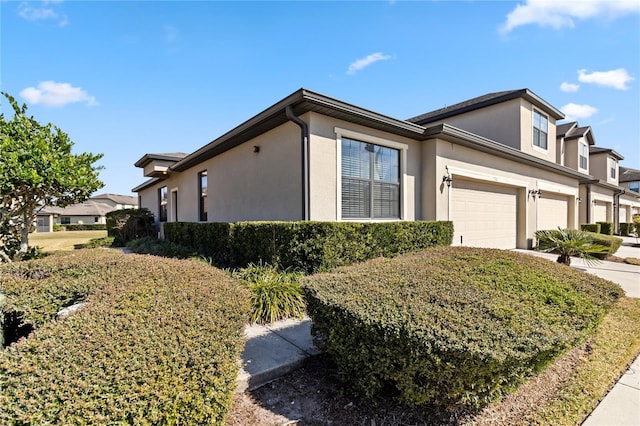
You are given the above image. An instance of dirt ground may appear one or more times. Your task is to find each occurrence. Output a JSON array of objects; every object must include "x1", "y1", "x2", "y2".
[{"x1": 227, "y1": 344, "x2": 590, "y2": 426}]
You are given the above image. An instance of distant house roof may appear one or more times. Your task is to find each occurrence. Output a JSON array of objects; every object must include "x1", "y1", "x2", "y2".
[
  {"x1": 406, "y1": 88, "x2": 566, "y2": 125},
  {"x1": 39, "y1": 201, "x2": 114, "y2": 217},
  {"x1": 620, "y1": 166, "x2": 640, "y2": 183},
  {"x1": 91, "y1": 193, "x2": 138, "y2": 205},
  {"x1": 556, "y1": 121, "x2": 577, "y2": 137},
  {"x1": 589, "y1": 146, "x2": 624, "y2": 161}
]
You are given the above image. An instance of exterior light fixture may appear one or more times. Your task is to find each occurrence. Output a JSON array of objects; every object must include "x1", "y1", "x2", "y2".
[
  {"x1": 528, "y1": 189, "x2": 542, "y2": 198},
  {"x1": 253, "y1": 145, "x2": 260, "y2": 153},
  {"x1": 442, "y1": 175, "x2": 453, "y2": 187},
  {"x1": 576, "y1": 197, "x2": 582, "y2": 203}
]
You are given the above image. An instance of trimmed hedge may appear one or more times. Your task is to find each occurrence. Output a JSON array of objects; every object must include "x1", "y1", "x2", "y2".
[
  {"x1": 597, "y1": 221, "x2": 613, "y2": 236},
  {"x1": 164, "y1": 221, "x2": 454, "y2": 272},
  {"x1": 581, "y1": 223, "x2": 601, "y2": 234},
  {"x1": 304, "y1": 247, "x2": 623, "y2": 409},
  {"x1": 619, "y1": 222, "x2": 633, "y2": 236},
  {"x1": 584, "y1": 232, "x2": 623, "y2": 259},
  {"x1": 106, "y1": 208, "x2": 155, "y2": 246},
  {"x1": 0, "y1": 250, "x2": 250, "y2": 424},
  {"x1": 63, "y1": 224, "x2": 107, "y2": 231}
]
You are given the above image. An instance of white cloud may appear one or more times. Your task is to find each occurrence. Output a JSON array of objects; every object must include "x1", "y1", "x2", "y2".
[
  {"x1": 347, "y1": 52, "x2": 392, "y2": 75},
  {"x1": 560, "y1": 82, "x2": 580, "y2": 92},
  {"x1": 20, "y1": 81, "x2": 98, "y2": 107},
  {"x1": 500, "y1": 0, "x2": 640, "y2": 34},
  {"x1": 578, "y1": 68, "x2": 634, "y2": 90},
  {"x1": 18, "y1": 0, "x2": 69, "y2": 27},
  {"x1": 561, "y1": 103, "x2": 598, "y2": 121}
]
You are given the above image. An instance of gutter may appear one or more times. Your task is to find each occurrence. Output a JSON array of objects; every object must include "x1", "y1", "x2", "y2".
[
  {"x1": 285, "y1": 106, "x2": 310, "y2": 221},
  {"x1": 613, "y1": 188, "x2": 625, "y2": 233}
]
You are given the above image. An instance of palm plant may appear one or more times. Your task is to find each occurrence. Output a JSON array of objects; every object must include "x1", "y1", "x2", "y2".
[{"x1": 535, "y1": 228, "x2": 611, "y2": 266}]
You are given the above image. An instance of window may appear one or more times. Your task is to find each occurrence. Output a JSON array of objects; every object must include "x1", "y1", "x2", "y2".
[
  {"x1": 94, "y1": 217, "x2": 99, "y2": 223},
  {"x1": 610, "y1": 165, "x2": 616, "y2": 179},
  {"x1": 630, "y1": 181, "x2": 639, "y2": 193},
  {"x1": 172, "y1": 190, "x2": 178, "y2": 221},
  {"x1": 198, "y1": 171, "x2": 208, "y2": 221},
  {"x1": 158, "y1": 186, "x2": 168, "y2": 222},
  {"x1": 579, "y1": 143, "x2": 588, "y2": 169},
  {"x1": 61, "y1": 217, "x2": 71, "y2": 225},
  {"x1": 533, "y1": 110, "x2": 548, "y2": 149},
  {"x1": 341, "y1": 137, "x2": 400, "y2": 219}
]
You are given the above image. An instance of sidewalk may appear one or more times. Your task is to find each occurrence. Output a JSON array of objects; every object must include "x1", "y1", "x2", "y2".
[{"x1": 237, "y1": 238, "x2": 640, "y2": 424}]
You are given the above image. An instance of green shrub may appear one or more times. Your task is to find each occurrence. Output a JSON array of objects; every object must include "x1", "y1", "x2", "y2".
[
  {"x1": 233, "y1": 264, "x2": 306, "y2": 324},
  {"x1": 126, "y1": 237, "x2": 196, "y2": 258},
  {"x1": 53, "y1": 224, "x2": 65, "y2": 232},
  {"x1": 83, "y1": 236, "x2": 115, "y2": 248},
  {"x1": 164, "y1": 220, "x2": 453, "y2": 272},
  {"x1": 597, "y1": 221, "x2": 613, "y2": 235},
  {"x1": 584, "y1": 232, "x2": 623, "y2": 259},
  {"x1": 581, "y1": 223, "x2": 601, "y2": 233},
  {"x1": 63, "y1": 224, "x2": 107, "y2": 231},
  {"x1": 106, "y1": 208, "x2": 155, "y2": 246},
  {"x1": 0, "y1": 293, "x2": 5, "y2": 347},
  {"x1": 535, "y1": 228, "x2": 611, "y2": 265},
  {"x1": 0, "y1": 250, "x2": 250, "y2": 424},
  {"x1": 303, "y1": 247, "x2": 622, "y2": 409},
  {"x1": 619, "y1": 223, "x2": 632, "y2": 236}
]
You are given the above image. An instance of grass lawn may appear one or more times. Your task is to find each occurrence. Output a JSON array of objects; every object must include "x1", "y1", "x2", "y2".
[{"x1": 29, "y1": 230, "x2": 108, "y2": 252}]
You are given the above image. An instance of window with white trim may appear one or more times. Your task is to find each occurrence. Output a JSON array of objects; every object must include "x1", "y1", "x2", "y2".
[
  {"x1": 533, "y1": 110, "x2": 548, "y2": 149},
  {"x1": 198, "y1": 171, "x2": 207, "y2": 221},
  {"x1": 341, "y1": 137, "x2": 400, "y2": 219},
  {"x1": 610, "y1": 164, "x2": 617, "y2": 179},
  {"x1": 579, "y1": 142, "x2": 588, "y2": 169}
]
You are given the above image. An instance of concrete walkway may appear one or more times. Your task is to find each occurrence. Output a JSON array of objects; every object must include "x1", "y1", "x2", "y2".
[{"x1": 237, "y1": 237, "x2": 640, "y2": 424}]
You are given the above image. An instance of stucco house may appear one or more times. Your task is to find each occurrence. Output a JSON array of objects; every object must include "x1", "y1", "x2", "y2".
[
  {"x1": 36, "y1": 193, "x2": 138, "y2": 232},
  {"x1": 133, "y1": 88, "x2": 640, "y2": 249}
]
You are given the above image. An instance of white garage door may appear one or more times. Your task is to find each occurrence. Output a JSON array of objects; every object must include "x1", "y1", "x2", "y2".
[
  {"x1": 593, "y1": 203, "x2": 607, "y2": 223},
  {"x1": 451, "y1": 179, "x2": 518, "y2": 249},
  {"x1": 619, "y1": 205, "x2": 629, "y2": 223},
  {"x1": 538, "y1": 193, "x2": 568, "y2": 231}
]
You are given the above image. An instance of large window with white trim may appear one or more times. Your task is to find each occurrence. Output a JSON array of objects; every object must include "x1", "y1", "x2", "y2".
[
  {"x1": 341, "y1": 137, "x2": 400, "y2": 219},
  {"x1": 533, "y1": 110, "x2": 548, "y2": 149},
  {"x1": 158, "y1": 186, "x2": 168, "y2": 222}
]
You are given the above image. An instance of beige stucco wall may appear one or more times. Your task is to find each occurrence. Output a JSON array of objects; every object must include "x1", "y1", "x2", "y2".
[
  {"x1": 563, "y1": 138, "x2": 590, "y2": 174},
  {"x1": 425, "y1": 137, "x2": 578, "y2": 248},
  {"x1": 57, "y1": 215, "x2": 105, "y2": 225},
  {"x1": 589, "y1": 153, "x2": 619, "y2": 185},
  {"x1": 424, "y1": 98, "x2": 558, "y2": 164},
  {"x1": 307, "y1": 113, "x2": 421, "y2": 221}
]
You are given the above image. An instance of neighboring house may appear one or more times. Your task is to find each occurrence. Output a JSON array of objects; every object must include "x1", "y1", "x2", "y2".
[
  {"x1": 133, "y1": 88, "x2": 640, "y2": 250},
  {"x1": 35, "y1": 193, "x2": 138, "y2": 232},
  {"x1": 620, "y1": 166, "x2": 640, "y2": 195}
]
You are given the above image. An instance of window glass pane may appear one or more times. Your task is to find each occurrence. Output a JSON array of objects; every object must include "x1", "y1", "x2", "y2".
[
  {"x1": 373, "y1": 145, "x2": 399, "y2": 182},
  {"x1": 159, "y1": 186, "x2": 168, "y2": 222},
  {"x1": 199, "y1": 171, "x2": 208, "y2": 221},
  {"x1": 342, "y1": 138, "x2": 370, "y2": 179},
  {"x1": 373, "y1": 182, "x2": 399, "y2": 218},
  {"x1": 342, "y1": 178, "x2": 370, "y2": 218}
]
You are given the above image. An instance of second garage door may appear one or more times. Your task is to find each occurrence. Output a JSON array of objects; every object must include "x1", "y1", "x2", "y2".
[
  {"x1": 538, "y1": 193, "x2": 569, "y2": 231},
  {"x1": 451, "y1": 179, "x2": 518, "y2": 249}
]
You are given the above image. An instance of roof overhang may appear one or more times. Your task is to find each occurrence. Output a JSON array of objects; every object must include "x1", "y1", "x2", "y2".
[{"x1": 423, "y1": 123, "x2": 588, "y2": 180}]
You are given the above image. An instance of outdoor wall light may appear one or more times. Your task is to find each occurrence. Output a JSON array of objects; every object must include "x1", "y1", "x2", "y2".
[
  {"x1": 576, "y1": 197, "x2": 582, "y2": 203},
  {"x1": 253, "y1": 145, "x2": 260, "y2": 153},
  {"x1": 528, "y1": 189, "x2": 542, "y2": 198},
  {"x1": 442, "y1": 175, "x2": 453, "y2": 187},
  {"x1": 593, "y1": 200, "x2": 598, "y2": 205}
]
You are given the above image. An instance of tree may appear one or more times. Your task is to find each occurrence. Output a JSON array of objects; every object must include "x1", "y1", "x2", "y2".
[
  {"x1": 0, "y1": 92, "x2": 104, "y2": 261},
  {"x1": 535, "y1": 228, "x2": 610, "y2": 266}
]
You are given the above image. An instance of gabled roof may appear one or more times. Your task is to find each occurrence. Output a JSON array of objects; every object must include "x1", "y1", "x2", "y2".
[
  {"x1": 91, "y1": 193, "x2": 138, "y2": 205},
  {"x1": 556, "y1": 121, "x2": 577, "y2": 137},
  {"x1": 39, "y1": 201, "x2": 115, "y2": 217},
  {"x1": 169, "y1": 88, "x2": 425, "y2": 172},
  {"x1": 406, "y1": 88, "x2": 565, "y2": 125},
  {"x1": 620, "y1": 166, "x2": 640, "y2": 183},
  {"x1": 589, "y1": 146, "x2": 624, "y2": 161}
]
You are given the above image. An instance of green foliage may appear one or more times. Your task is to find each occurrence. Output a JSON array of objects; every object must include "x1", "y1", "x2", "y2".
[
  {"x1": 619, "y1": 223, "x2": 632, "y2": 236},
  {"x1": 126, "y1": 237, "x2": 196, "y2": 258},
  {"x1": 303, "y1": 247, "x2": 623, "y2": 409},
  {"x1": 536, "y1": 228, "x2": 611, "y2": 265},
  {"x1": 584, "y1": 232, "x2": 623, "y2": 259},
  {"x1": 596, "y1": 222, "x2": 613, "y2": 235},
  {"x1": 163, "y1": 221, "x2": 454, "y2": 272},
  {"x1": 62, "y1": 224, "x2": 107, "y2": 231},
  {"x1": 105, "y1": 208, "x2": 155, "y2": 246},
  {"x1": 0, "y1": 92, "x2": 103, "y2": 261},
  {"x1": 580, "y1": 223, "x2": 601, "y2": 233},
  {"x1": 233, "y1": 264, "x2": 306, "y2": 324},
  {"x1": 0, "y1": 249, "x2": 250, "y2": 424},
  {"x1": 82, "y1": 236, "x2": 115, "y2": 249}
]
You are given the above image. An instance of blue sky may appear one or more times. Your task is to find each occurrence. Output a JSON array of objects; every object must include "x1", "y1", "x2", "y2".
[{"x1": 2, "y1": 0, "x2": 639, "y2": 196}]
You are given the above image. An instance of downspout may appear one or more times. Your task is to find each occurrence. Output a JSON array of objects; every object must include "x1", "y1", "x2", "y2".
[
  {"x1": 585, "y1": 184, "x2": 591, "y2": 224},
  {"x1": 285, "y1": 106, "x2": 310, "y2": 221}
]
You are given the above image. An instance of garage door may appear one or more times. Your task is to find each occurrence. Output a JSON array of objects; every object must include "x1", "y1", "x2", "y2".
[
  {"x1": 538, "y1": 193, "x2": 568, "y2": 231},
  {"x1": 619, "y1": 205, "x2": 629, "y2": 223},
  {"x1": 451, "y1": 179, "x2": 518, "y2": 249},
  {"x1": 593, "y1": 203, "x2": 607, "y2": 222}
]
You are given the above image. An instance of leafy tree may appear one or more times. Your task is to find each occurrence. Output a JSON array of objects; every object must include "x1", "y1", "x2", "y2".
[
  {"x1": 535, "y1": 228, "x2": 610, "y2": 266},
  {"x1": 0, "y1": 92, "x2": 104, "y2": 261}
]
